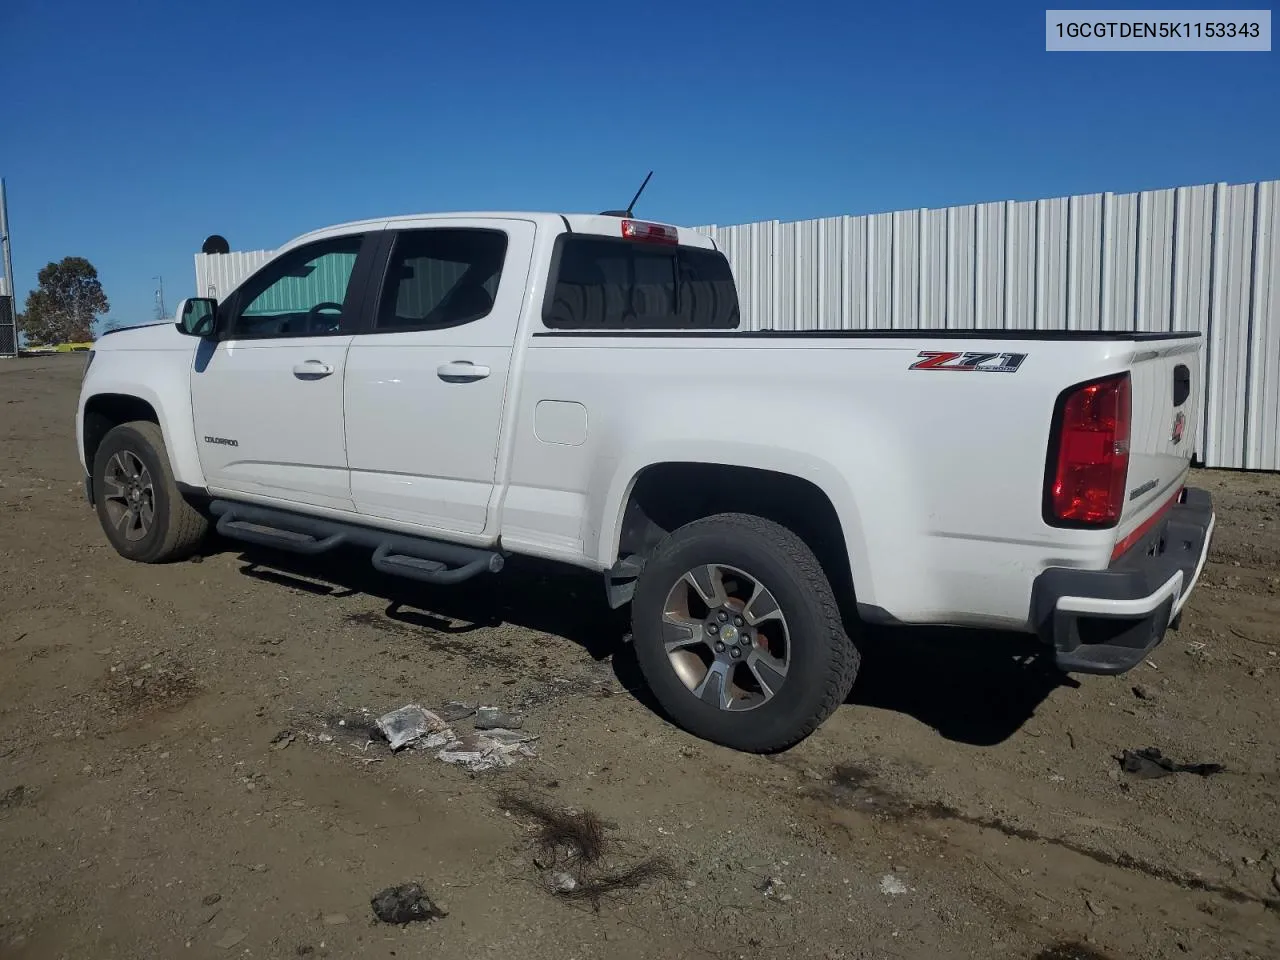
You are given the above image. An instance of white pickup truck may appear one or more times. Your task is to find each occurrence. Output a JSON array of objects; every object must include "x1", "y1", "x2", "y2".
[{"x1": 76, "y1": 210, "x2": 1215, "y2": 752}]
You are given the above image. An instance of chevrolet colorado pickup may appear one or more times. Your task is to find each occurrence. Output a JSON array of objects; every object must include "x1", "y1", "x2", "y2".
[{"x1": 76, "y1": 210, "x2": 1215, "y2": 752}]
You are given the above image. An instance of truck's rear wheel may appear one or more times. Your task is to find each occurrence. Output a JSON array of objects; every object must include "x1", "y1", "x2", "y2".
[
  {"x1": 630, "y1": 512, "x2": 860, "y2": 752},
  {"x1": 92, "y1": 421, "x2": 208, "y2": 563}
]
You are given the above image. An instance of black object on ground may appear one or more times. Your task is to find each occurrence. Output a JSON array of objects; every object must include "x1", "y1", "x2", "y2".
[
  {"x1": 498, "y1": 790, "x2": 606, "y2": 862},
  {"x1": 552, "y1": 860, "x2": 675, "y2": 903},
  {"x1": 0, "y1": 785, "x2": 25, "y2": 809},
  {"x1": 496, "y1": 788, "x2": 676, "y2": 908},
  {"x1": 370, "y1": 883, "x2": 447, "y2": 924},
  {"x1": 1118, "y1": 747, "x2": 1224, "y2": 779}
]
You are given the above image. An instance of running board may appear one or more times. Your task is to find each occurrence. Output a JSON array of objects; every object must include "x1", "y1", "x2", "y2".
[
  {"x1": 209, "y1": 500, "x2": 505, "y2": 586},
  {"x1": 217, "y1": 519, "x2": 345, "y2": 555}
]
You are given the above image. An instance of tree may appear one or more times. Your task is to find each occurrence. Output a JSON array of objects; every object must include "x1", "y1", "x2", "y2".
[{"x1": 20, "y1": 257, "x2": 110, "y2": 345}]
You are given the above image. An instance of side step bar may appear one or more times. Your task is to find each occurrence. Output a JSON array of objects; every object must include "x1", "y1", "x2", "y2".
[{"x1": 208, "y1": 500, "x2": 505, "y2": 586}]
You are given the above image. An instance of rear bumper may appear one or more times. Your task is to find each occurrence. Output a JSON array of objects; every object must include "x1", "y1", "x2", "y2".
[{"x1": 1031, "y1": 487, "x2": 1215, "y2": 675}]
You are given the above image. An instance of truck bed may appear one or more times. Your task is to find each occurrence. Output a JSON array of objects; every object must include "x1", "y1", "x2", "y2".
[
  {"x1": 518, "y1": 325, "x2": 1203, "y2": 631},
  {"x1": 534, "y1": 329, "x2": 1202, "y2": 341}
]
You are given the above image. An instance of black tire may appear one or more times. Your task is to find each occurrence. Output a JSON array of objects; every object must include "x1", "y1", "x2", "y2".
[
  {"x1": 92, "y1": 420, "x2": 208, "y2": 563},
  {"x1": 630, "y1": 512, "x2": 860, "y2": 752}
]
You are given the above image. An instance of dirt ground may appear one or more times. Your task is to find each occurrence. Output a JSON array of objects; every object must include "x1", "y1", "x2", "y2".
[{"x1": 2, "y1": 354, "x2": 1278, "y2": 960}]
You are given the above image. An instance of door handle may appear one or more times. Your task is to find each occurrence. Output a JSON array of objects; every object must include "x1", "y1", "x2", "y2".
[
  {"x1": 437, "y1": 361, "x2": 491, "y2": 383},
  {"x1": 292, "y1": 360, "x2": 334, "y2": 379}
]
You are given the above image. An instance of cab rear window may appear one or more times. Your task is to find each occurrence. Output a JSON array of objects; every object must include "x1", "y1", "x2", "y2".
[{"x1": 543, "y1": 236, "x2": 739, "y2": 330}]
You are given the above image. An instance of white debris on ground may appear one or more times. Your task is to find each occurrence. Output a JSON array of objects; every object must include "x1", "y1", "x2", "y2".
[
  {"x1": 375, "y1": 704, "x2": 448, "y2": 751},
  {"x1": 371, "y1": 704, "x2": 538, "y2": 772},
  {"x1": 758, "y1": 876, "x2": 793, "y2": 902},
  {"x1": 435, "y1": 728, "x2": 538, "y2": 772},
  {"x1": 879, "y1": 874, "x2": 909, "y2": 896},
  {"x1": 548, "y1": 871, "x2": 578, "y2": 893}
]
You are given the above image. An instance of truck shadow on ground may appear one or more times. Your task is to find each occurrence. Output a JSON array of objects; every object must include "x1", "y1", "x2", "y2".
[
  {"x1": 851, "y1": 625, "x2": 1078, "y2": 746},
  {"x1": 223, "y1": 540, "x2": 1074, "y2": 748}
]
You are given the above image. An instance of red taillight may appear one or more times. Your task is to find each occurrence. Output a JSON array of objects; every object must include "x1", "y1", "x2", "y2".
[
  {"x1": 1047, "y1": 373, "x2": 1131, "y2": 526},
  {"x1": 620, "y1": 219, "x2": 679, "y2": 244}
]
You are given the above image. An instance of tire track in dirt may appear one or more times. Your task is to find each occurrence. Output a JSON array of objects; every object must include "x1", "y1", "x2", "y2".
[{"x1": 778, "y1": 756, "x2": 1280, "y2": 915}]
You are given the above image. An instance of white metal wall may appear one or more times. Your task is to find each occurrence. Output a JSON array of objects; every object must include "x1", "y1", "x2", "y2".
[
  {"x1": 193, "y1": 178, "x2": 1280, "y2": 470},
  {"x1": 695, "y1": 179, "x2": 1277, "y2": 471},
  {"x1": 194, "y1": 250, "x2": 272, "y2": 301}
]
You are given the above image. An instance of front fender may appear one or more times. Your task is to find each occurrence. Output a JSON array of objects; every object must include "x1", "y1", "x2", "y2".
[{"x1": 79, "y1": 349, "x2": 206, "y2": 489}]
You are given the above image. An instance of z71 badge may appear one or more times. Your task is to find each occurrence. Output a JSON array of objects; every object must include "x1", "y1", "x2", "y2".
[{"x1": 909, "y1": 351, "x2": 1028, "y2": 373}]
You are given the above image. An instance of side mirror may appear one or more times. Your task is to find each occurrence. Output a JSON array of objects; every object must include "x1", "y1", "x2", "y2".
[{"x1": 175, "y1": 297, "x2": 217, "y2": 338}]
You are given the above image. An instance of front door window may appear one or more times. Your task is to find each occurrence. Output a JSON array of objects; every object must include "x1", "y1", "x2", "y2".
[{"x1": 229, "y1": 235, "x2": 364, "y2": 339}]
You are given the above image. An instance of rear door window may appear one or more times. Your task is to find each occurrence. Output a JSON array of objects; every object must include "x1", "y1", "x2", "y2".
[
  {"x1": 376, "y1": 228, "x2": 509, "y2": 332},
  {"x1": 543, "y1": 236, "x2": 739, "y2": 330}
]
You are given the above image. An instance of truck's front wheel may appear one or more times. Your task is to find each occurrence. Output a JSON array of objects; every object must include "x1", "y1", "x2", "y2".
[
  {"x1": 630, "y1": 513, "x2": 860, "y2": 752},
  {"x1": 92, "y1": 421, "x2": 208, "y2": 563}
]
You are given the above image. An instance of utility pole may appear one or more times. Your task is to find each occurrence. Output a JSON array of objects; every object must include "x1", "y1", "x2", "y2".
[
  {"x1": 153, "y1": 275, "x2": 167, "y2": 321},
  {"x1": 0, "y1": 177, "x2": 17, "y2": 358}
]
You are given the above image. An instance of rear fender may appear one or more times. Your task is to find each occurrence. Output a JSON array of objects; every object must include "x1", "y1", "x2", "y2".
[{"x1": 593, "y1": 441, "x2": 876, "y2": 605}]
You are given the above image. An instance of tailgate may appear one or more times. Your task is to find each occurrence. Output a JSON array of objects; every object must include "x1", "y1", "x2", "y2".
[{"x1": 1121, "y1": 340, "x2": 1202, "y2": 528}]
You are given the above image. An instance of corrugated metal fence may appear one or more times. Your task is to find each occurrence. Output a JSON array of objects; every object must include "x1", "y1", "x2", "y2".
[
  {"x1": 194, "y1": 178, "x2": 1279, "y2": 470},
  {"x1": 195, "y1": 250, "x2": 273, "y2": 302},
  {"x1": 692, "y1": 179, "x2": 1278, "y2": 471}
]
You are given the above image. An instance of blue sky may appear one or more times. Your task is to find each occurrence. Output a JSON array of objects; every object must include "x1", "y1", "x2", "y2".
[{"x1": 2, "y1": 0, "x2": 1276, "y2": 328}]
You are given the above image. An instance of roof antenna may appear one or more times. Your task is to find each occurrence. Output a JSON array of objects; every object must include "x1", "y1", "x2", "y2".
[{"x1": 601, "y1": 170, "x2": 653, "y2": 217}]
